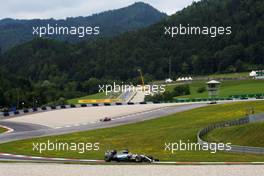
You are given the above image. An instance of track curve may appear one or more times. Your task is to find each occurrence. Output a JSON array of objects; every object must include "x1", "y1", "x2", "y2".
[{"x1": 0, "y1": 103, "x2": 207, "y2": 163}]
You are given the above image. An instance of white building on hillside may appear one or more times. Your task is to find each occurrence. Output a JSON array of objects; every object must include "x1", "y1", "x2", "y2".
[
  {"x1": 250, "y1": 70, "x2": 264, "y2": 79},
  {"x1": 176, "y1": 77, "x2": 193, "y2": 82},
  {"x1": 165, "y1": 78, "x2": 173, "y2": 83}
]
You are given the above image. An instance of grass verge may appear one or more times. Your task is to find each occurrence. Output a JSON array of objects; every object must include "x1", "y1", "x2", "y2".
[
  {"x1": 204, "y1": 121, "x2": 264, "y2": 147},
  {"x1": 0, "y1": 127, "x2": 7, "y2": 134}
]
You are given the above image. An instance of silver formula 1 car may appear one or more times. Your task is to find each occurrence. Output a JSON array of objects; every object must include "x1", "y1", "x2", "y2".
[{"x1": 104, "y1": 149, "x2": 159, "y2": 163}]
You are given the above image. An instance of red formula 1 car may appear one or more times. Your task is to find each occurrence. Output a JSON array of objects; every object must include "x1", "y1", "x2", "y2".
[{"x1": 100, "y1": 117, "x2": 112, "y2": 122}]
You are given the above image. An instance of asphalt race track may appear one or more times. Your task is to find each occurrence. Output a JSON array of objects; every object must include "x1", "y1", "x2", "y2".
[
  {"x1": 1, "y1": 164, "x2": 264, "y2": 176},
  {"x1": 0, "y1": 103, "x2": 207, "y2": 162}
]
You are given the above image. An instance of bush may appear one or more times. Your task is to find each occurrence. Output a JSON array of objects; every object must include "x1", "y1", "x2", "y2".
[
  {"x1": 163, "y1": 91, "x2": 175, "y2": 101},
  {"x1": 145, "y1": 93, "x2": 163, "y2": 102},
  {"x1": 197, "y1": 86, "x2": 206, "y2": 93},
  {"x1": 145, "y1": 91, "x2": 175, "y2": 102},
  {"x1": 173, "y1": 84, "x2": 190, "y2": 96},
  {"x1": 145, "y1": 84, "x2": 191, "y2": 102}
]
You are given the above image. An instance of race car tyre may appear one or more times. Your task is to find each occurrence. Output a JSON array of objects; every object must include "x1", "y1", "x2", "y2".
[
  {"x1": 135, "y1": 155, "x2": 142, "y2": 162},
  {"x1": 105, "y1": 156, "x2": 111, "y2": 162}
]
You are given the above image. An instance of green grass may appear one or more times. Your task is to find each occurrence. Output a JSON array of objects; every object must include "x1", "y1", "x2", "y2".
[
  {"x1": 166, "y1": 79, "x2": 264, "y2": 99},
  {"x1": 0, "y1": 101, "x2": 264, "y2": 162},
  {"x1": 155, "y1": 72, "x2": 249, "y2": 85},
  {"x1": 0, "y1": 127, "x2": 6, "y2": 134},
  {"x1": 206, "y1": 72, "x2": 249, "y2": 79},
  {"x1": 67, "y1": 92, "x2": 109, "y2": 104},
  {"x1": 204, "y1": 121, "x2": 264, "y2": 147}
]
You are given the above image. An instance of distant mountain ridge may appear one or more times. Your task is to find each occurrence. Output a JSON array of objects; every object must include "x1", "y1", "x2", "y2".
[{"x1": 0, "y1": 2, "x2": 167, "y2": 50}]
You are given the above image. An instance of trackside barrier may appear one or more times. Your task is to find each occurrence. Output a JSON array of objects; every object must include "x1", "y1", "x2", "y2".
[
  {"x1": 197, "y1": 115, "x2": 264, "y2": 154},
  {"x1": 0, "y1": 101, "x2": 149, "y2": 119},
  {"x1": 0, "y1": 104, "x2": 87, "y2": 119},
  {"x1": 175, "y1": 95, "x2": 264, "y2": 103},
  {"x1": 229, "y1": 93, "x2": 264, "y2": 99},
  {"x1": 174, "y1": 97, "x2": 234, "y2": 103}
]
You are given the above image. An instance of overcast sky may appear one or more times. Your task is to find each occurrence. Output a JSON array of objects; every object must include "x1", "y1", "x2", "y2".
[{"x1": 1, "y1": 0, "x2": 200, "y2": 20}]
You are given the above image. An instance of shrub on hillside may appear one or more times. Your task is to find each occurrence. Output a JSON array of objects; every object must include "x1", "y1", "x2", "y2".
[
  {"x1": 197, "y1": 86, "x2": 206, "y2": 93},
  {"x1": 173, "y1": 84, "x2": 190, "y2": 96}
]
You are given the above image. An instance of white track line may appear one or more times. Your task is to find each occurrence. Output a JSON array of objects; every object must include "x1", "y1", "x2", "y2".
[
  {"x1": 0, "y1": 125, "x2": 14, "y2": 134},
  {"x1": 0, "y1": 152, "x2": 105, "y2": 163},
  {"x1": 154, "y1": 161, "x2": 264, "y2": 165}
]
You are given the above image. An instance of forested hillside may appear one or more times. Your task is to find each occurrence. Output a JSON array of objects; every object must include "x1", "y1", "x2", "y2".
[
  {"x1": 0, "y1": 2, "x2": 166, "y2": 50},
  {"x1": 0, "y1": 0, "x2": 263, "y2": 108}
]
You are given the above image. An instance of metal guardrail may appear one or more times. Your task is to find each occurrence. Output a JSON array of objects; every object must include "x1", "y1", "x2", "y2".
[{"x1": 197, "y1": 115, "x2": 264, "y2": 154}]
